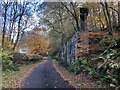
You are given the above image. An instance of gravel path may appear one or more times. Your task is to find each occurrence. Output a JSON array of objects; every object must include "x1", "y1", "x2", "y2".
[{"x1": 22, "y1": 60, "x2": 74, "y2": 88}]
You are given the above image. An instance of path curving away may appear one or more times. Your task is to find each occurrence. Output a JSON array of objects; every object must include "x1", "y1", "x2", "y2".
[{"x1": 22, "y1": 60, "x2": 74, "y2": 88}]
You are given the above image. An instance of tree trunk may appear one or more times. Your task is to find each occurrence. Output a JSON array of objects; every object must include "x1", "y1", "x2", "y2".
[
  {"x1": 100, "y1": 2, "x2": 109, "y2": 28},
  {"x1": 97, "y1": 16, "x2": 105, "y2": 30},
  {"x1": 12, "y1": 2, "x2": 27, "y2": 50},
  {"x1": 93, "y1": 9, "x2": 97, "y2": 31},
  {"x1": 100, "y1": 2, "x2": 112, "y2": 35},
  {"x1": 118, "y1": 1, "x2": 120, "y2": 26},
  {"x1": 13, "y1": 16, "x2": 22, "y2": 50},
  {"x1": 61, "y1": 2, "x2": 80, "y2": 31},
  {"x1": 2, "y1": 4, "x2": 8, "y2": 51},
  {"x1": 75, "y1": 18, "x2": 80, "y2": 31},
  {"x1": 105, "y1": 2, "x2": 113, "y2": 35},
  {"x1": 71, "y1": 2, "x2": 80, "y2": 31},
  {"x1": 111, "y1": 2, "x2": 117, "y2": 26}
]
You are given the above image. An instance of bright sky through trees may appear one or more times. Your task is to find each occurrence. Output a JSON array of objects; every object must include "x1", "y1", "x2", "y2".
[
  {"x1": 2, "y1": 0, "x2": 119, "y2": 2},
  {"x1": 2, "y1": 0, "x2": 43, "y2": 3}
]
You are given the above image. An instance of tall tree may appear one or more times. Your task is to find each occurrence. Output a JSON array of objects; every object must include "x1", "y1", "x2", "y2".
[
  {"x1": 2, "y1": 2, "x2": 9, "y2": 51},
  {"x1": 13, "y1": 2, "x2": 28, "y2": 50},
  {"x1": 2, "y1": 1, "x2": 35, "y2": 51},
  {"x1": 27, "y1": 27, "x2": 49, "y2": 55},
  {"x1": 61, "y1": 2, "x2": 80, "y2": 31},
  {"x1": 100, "y1": 2, "x2": 113, "y2": 35}
]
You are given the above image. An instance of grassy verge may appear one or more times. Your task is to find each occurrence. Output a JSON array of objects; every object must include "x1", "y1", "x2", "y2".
[
  {"x1": 52, "y1": 59, "x2": 99, "y2": 88},
  {"x1": 2, "y1": 60, "x2": 45, "y2": 88}
]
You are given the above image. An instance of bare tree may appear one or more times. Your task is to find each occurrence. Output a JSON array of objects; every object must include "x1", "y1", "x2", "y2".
[
  {"x1": 2, "y1": 2, "x2": 9, "y2": 51},
  {"x1": 13, "y1": 2, "x2": 29, "y2": 50}
]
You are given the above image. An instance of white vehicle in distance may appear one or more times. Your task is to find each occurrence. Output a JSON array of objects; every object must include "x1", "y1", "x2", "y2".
[{"x1": 19, "y1": 48, "x2": 28, "y2": 54}]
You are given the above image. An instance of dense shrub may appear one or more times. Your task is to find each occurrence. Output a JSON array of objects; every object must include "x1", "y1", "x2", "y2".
[
  {"x1": 67, "y1": 57, "x2": 93, "y2": 75},
  {"x1": 67, "y1": 48, "x2": 120, "y2": 86},
  {"x1": 99, "y1": 34, "x2": 120, "y2": 49},
  {"x1": 97, "y1": 49, "x2": 120, "y2": 85},
  {"x1": 12, "y1": 53, "x2": 29, "y2": 64},
  {"x1": 12, "y1": 53, "x2": 43, "y2": 64},
  {"x1": 1, "y1": 52, "x2": 43, "y2": 71},
  {"x1": 29, "y1": 54, "x2": 43, "y2": 62},
  {"x1": 99, "y1": 35, "x2": 114, "y2": 46},
  {"x1": 68, "y1": 59, "x2": 80, "y2": 74},
  {"x1": 1, "y1": 51, "x2": 20, "y2": 71}
]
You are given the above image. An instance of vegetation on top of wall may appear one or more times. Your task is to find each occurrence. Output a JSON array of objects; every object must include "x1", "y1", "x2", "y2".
[{"x1": 64, "y1": 34, "x2": 120, "y2": 87}]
